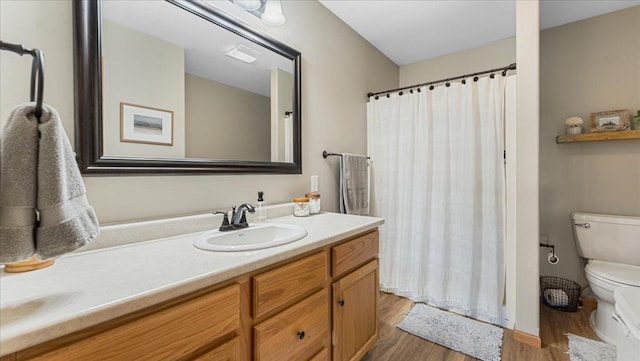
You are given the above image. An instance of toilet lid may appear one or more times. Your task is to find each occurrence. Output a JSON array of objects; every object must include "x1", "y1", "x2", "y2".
[
  {"x1": 614, "y1": 287, "x2": 640, "y2": 330},
  {"x1": 586, "y1": 260, "x2": 640, "y2": 287}
]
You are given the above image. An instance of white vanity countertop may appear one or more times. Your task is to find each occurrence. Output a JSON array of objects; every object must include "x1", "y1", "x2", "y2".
[{"x1": 0, "y1": 212, "x2": 384, "y2": 356}]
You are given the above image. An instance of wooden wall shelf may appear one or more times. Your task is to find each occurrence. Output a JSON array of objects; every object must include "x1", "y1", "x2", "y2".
[{"x1": 556, "y1": 129, "x2": 640, "y2": 143}]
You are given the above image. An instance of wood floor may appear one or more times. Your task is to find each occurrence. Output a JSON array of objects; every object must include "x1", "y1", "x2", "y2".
[{"x1": 362, "y1": 292, "x2": 600, "y2": 361}]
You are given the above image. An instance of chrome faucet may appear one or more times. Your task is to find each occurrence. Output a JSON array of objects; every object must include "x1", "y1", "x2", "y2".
[
  {"x1": 212, "y1": 203, "x2": 255, "y2": 232},
  {"x1": 231, "y1": 203, "x2": 255, "y2": 228}
]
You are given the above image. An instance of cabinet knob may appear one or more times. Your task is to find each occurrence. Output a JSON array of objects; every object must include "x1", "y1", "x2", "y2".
[
  {"x1": 338, "y1": 299, "x2": 345, "y2": 306},
  {"x1": 297, "y1": 331, "x2": 305, "y2": 340}
]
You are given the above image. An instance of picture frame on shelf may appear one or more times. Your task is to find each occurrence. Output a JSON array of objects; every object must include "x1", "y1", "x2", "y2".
[
  {"x1": 590, "y1": 109, "x2": 630, "y2": 132},
  {"x1": 120, "y1": 103, "x2": 174, "y2": 146}
]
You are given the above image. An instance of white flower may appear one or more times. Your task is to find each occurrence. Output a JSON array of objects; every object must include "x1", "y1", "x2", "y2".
[{"x1": 565, "y1": 116, "x2": 584, "y2": 127}]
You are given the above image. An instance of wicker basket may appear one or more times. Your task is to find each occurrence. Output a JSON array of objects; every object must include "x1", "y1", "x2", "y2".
[{"x1": 540, "y1": 276, "x2": 581, "y2": 312}]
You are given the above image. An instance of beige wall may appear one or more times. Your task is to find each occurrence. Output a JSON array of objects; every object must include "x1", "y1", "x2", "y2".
[
  {"x1": 102, "y1": 20, "x2": 186, "y2": 158},
  {"x1": 184, "y1": 73, "x2": 270, "y2": 160},
  {"x1": 539, "y1": 6, "x2": 640, "y2": 288},
  {"x1": 0, "y1": 1, "x2": 73, "y2": 133},
  {"x1": 399, "y1": 37, "x2": 516, "y2": 87},
  {"x1": 0, "y1": 0, "x2": 398, "y2": 224}
]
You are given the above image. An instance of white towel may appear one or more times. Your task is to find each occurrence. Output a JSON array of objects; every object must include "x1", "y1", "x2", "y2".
[
  {"x1": 340, "y1": 153, "x2": 369, "y2": 215},
  {"x1": 0, "y1": 103, "x2": 99, "y2": 263}
]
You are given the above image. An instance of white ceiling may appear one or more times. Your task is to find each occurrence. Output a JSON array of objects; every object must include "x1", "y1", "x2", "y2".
[
  {"x1": 319, "y1": 0, "x2": 640, "y2": 66},
  {"x1": 101, "y1": 1, "x2": 292, "y2": 96}
]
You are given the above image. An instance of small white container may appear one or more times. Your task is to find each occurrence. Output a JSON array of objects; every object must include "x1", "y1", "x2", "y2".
[
  {"x1": 305, "y1": 192, "x2": 321, "y2": 214},
  {"x1": 293, "y1": 197, "x2": 310, "y2": 217},
  {"x1": 567, "y1": 126, "x2": 582, "y2": 135}
]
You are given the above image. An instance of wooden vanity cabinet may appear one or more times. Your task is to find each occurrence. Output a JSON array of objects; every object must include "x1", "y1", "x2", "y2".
[{"x1": 3, "y1": 229, "x2": 380, "y2": 361}]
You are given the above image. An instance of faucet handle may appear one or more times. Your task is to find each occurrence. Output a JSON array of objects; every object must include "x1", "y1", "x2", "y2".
[{"x1": 212, "y1": 211, "x2": 234, "y2": 231}]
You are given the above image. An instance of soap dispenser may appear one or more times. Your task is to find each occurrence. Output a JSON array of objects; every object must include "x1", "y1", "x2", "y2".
[{"x1": 256, "y1": 191, "x2": 267, "y2": 223}]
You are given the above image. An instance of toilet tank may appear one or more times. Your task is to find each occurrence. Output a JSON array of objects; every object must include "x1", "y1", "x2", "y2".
[{"x1": 571, "y1": 212, "x2": 640, "y2": 266}]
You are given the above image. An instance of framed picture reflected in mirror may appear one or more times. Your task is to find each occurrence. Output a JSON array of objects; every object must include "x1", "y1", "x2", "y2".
[{"x1": 120, "y1": 103, "x2": 174, "y2": 146}]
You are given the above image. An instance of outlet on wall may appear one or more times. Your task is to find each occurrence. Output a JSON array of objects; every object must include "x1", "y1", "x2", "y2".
[{"x1": 310, "y1": 175, "x2": 318, "y2": 192}]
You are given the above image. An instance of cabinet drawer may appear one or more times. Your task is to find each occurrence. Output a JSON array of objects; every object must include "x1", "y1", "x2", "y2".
[
  {"x1": 194, "y1": 337, "x2": 240, "y2": 361},
  {"x1": 31, "y1": 284, "x2": 240, "y2": 361},
  {"x1": 332, "y1": 230, "x2": 378, "y2": 278},
  {"x1": 254, "y1": 289, "x2": 329, "y2": 361},
  {"x1": 308, "y1": 348, "x2": 329, "y2": 361},
  {"x1": 253, "y1": 252, "x2": 327, "y2": 318}
]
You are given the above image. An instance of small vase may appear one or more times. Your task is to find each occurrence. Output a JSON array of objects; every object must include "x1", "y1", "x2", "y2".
[{"x1": 567, "y1": 126, "x2": 582, "y2": 135}]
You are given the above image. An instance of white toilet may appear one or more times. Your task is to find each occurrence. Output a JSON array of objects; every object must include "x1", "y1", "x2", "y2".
[
  {"x1": 571, "y1": 212, "x2": 640, "y2": 344},
  {"x1": 613, "y1": 287, "x2": 640, "y2": 360}
]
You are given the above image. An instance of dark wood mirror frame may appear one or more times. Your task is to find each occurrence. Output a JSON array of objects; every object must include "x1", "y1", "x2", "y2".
[{"x1": 73, "y1": 0, "x2": 302, "y2": 175}]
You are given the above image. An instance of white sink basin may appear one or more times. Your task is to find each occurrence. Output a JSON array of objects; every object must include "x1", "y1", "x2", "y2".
[{"x1": 193, "y1": 223, "x2": 307, "y2": 252}]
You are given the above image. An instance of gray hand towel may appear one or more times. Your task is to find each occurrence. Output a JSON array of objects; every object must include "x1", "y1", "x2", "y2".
[
  {"x1": 36, "y1": 104, "x2": 99, "y2": 259},
  {"x1": 0, "y1": 103, "x2": 99, "y2": 263},
  {"x1": 340, "y1": 153, "x2": 370, "y2": 215},
  {"x1": 0, "y1": 105, "x2": 39, "y2": 263}
]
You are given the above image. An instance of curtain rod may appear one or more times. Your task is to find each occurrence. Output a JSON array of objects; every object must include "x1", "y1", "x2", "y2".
[{"x1": 367, "y1": 62, "x2": 516, "y2": 98}]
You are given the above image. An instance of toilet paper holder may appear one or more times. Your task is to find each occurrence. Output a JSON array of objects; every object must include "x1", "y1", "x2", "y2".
[{"x1": 540, "y1": 242, "x2": 559, "y2": 264}]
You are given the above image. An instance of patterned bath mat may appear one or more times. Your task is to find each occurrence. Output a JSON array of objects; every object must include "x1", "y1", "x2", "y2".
[
  {"x1": 397, "y1": 303, "x2": 503, "y2": 361},
  {"x1": 567, "y1": 333, "x2": 616, "y2": 361}
]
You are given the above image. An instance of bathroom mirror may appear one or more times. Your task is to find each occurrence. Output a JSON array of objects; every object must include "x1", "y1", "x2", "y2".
[{"x1": 73, "y1": 0, "x2": 301, "y2": 174}]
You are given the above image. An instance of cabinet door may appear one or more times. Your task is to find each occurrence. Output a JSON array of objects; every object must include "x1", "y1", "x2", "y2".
[{"x1": 332, "y1": 260, "x2": 378, "y2": 361}]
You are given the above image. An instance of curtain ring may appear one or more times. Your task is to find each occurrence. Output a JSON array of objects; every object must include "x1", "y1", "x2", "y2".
[
  {"x1": 502, "y1": 70, "x2": 508, "y2": 77},
  {"x1": 473, "y1": 76, "x2": 479, "y2": 82},
  {"x1": 410, "y1": 89, "x2": 414, "y2": 94},
  {"x1": 399, "y1": 91, "x2": 403, "y2": 96},
  {"x1": 429, "y1": 85, "x2": 434, "y2": 90},
  {"x1": 375, "y1": 95, "x2": 379, "y2": 100},
  {"x1": 445, "y1": 82, "x2": 450, "y2": 87},
  {"x1": 386, "y1": 93, "x2": 390, "y2": 98},
  {"x1": 461, "y1": 79, "x2": 466, "y2": 85},
  {"x1": 417, "y1": 88, "x2": 421, "y2": 92},
  {"x1": 490, "y1": 73, "x2": 495, "y2": 79}
]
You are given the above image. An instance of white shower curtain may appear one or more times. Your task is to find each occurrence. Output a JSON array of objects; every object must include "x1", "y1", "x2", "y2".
[{"x1": 367, "y1": 76, "x2": 507, "y2": 325}]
